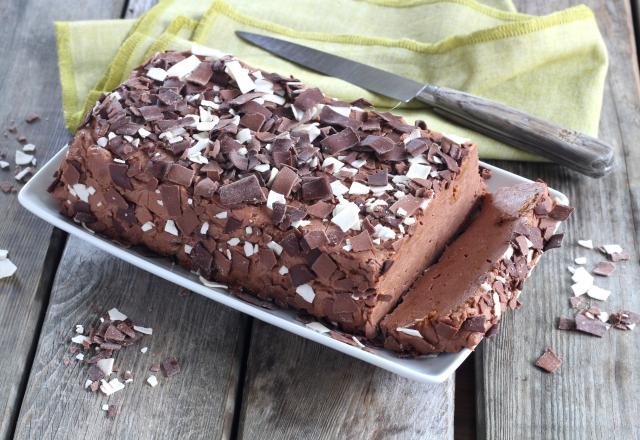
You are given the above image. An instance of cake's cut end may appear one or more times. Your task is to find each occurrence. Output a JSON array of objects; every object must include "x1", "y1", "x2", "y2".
[{"x1": 380, "y1": 182, "x2": 572, "y2": 355}]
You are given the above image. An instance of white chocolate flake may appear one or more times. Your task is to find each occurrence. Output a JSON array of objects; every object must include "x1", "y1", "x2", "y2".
[{"x1": 295, "y1": 284, "x2": 316, "y2": 303}]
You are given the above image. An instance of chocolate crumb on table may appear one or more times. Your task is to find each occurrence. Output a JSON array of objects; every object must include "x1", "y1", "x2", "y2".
[
  {"x1": 558, "y1": 316, "x2": 576, "y2": 330},
  {"x1": 161, "y1": 356, "x2": 180, "y2": 378},
  {"x1": 107, "y1": 404, "x2": 117, "y2": 419},
  {"x1": 535, "y1": 347, "x2": 562, "y2": 373},
  {"x1": 575, "y1": 311, "x2": 609, "y2": 337},
  {"x1": 25, "y1": 113, "x2": 40, "y2": 123}
]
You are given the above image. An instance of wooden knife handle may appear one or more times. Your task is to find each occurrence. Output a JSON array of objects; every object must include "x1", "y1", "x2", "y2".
[{"x1": 416, "y1": 84, "x2": 614, "y2": 178}]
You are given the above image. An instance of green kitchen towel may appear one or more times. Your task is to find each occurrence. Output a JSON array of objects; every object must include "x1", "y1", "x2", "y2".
[{"x1": 55, "y1": 0, "x2": 608, "y2": 161}]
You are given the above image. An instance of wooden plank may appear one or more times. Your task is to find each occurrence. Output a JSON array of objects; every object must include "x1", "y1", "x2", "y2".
[
  {"x1": 13, "y1": 1, "x2": 248, "y2": 438},
  {"x1": 0, "y1": 1, "x2": 126, "y2": 438},
  {"x1": 477, "y1": 1, "x2": 640, "y2": 439},
  {"x1": 12, "y1": 237, "x2": 249, "y2": 439},
  {"x1": 238, "y1": 321, "x2": 454, "y2": 440}
]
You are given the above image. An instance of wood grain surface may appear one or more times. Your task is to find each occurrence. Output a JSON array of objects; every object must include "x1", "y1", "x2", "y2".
[
  {"x1": 477, "y1": 1, "x2": 640, "y2": 439},
  {"x1": 12, "y1": 236, "x2": 249, "y2": 440},
  {"x1": 237, "y1": 321, "x2": 454, "y2": 440},
  {"x1": 0, "y1": 1, "x2": 126, "y2": 437}
]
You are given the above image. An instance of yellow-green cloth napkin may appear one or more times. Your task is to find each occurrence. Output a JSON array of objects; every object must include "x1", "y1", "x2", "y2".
[{"x1": 55, "y1": 0, "x2": 608, "y2": 161}]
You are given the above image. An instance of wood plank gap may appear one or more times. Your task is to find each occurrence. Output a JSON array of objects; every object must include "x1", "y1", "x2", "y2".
[
  {"x1": 229, "y1": 318, "x2": 254, "y2": 440},
  {"x1": 630, "y1": 0, "x2": 640, "y2": 66},
  {"x1": 454, "y1": 352, "x2": 476, "y2": 440},
  {"x1": 5, "y1": 228, "x2": 67, "y2": 440}
]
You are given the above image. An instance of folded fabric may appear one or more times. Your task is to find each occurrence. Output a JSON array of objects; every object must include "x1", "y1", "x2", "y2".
[{"x1": 55, "y1": 0, "x2": 608, "y2": 161}]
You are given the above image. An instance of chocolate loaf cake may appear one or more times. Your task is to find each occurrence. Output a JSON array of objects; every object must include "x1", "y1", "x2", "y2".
[
  {"x1": 48, "y1": 50, "x2": 485, "y2": 337},
  {"x1": 380, "y1": 182, "x2": 572, "y2": 354}
]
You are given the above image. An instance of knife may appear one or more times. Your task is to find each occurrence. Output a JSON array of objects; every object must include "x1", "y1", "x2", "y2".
[{"x1": 236, "y1": 31, "x2": 613, "y2": 178}]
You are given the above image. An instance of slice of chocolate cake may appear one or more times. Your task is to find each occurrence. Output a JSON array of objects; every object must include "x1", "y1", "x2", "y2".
[
  {"x1": 48, "y1": 50, "x2": 485, "y2": 337},
  {"x1": 380, "y1": 182, "x2": 572, "y2": 354}
]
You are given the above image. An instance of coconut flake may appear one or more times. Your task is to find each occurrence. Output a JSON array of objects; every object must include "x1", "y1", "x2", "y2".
[
  {"x1": 108, "y1": 308, "x2": 127, "y2": 321},
  {"x1": 571, "y1": 281, "x2": 592, "y2": 296},
  {"x1": 396, "y1": 327, "x2": 422, "y2": 338},
  {"x1": 602, "y1": 244, "x2": 623, "y2": 255},
  {"x1": 146, "y1": 67, "x2": 168, "y2": 82},
  {"x1": 349, "y1": 181, "x2": 370, "y2": 195},
  {"x1": 227, "y1": 238, "x2": 240, "y2": 246},
  {"x1": 191, "y1": 43, "x2": 225, "y2": 58},
  {"x1": 146, "y1": 375, "x2": 159, "y2": 387},
  {"x1": 373, "y1": 224, "x2": 396, "y2": 241},
  {"x1": 574, "y1": 256, "x2": 587, "y2": 265},
  {"x1": 267, "y1": 241, "x2": 283, "y2": 255},
  {"x1": 577, "y1": 239, "x2": 593, "y2": 249},
  {"x1": 266, "y1": 190, "x2": 286, "y2": 209},
  {"x1": 215, "y1": 211, "x2": 228, "y2": 219},
  {"x1": 244, "y1": 241, "x2": 255, "y2": 257},
  {"x1": 199, "y1": 276, "x2": 229, "y2": 289},
  {"x1": 403, "y1": 129, "x2": 422, "y2": 145},
  {"x1": 71, "y1": 335, "x2": 89, "y2": 344},
  {"x1": 0, "y1": 255, "x2": 17, "y2": 279},
  {"x1": 236, "y1": 128, "x2": 252, "y2": 144},
  {"x1": 330, "y1": 180, "x2": 349, "y2": 197},
  {"x1": 331, "y1": 201, "x2": 361, "y2": 232},
  {"x1": 14, "y1": 167, "x2": 32, "y2": 181},
  {"x1": 96, "y1": 358, "x2": 114, "y2": 377},
  {"x1": 278, "y1": 266, "x2": 289, "y2": 276},
  {"x1": 164, "y1": 220, "x2": 179, "y2": 236},
  {"x1": 587, "y1": 285, "x2": 611, "y2": 301},
  {"x1": 254, "y1": 163, "x2": 270, "y2": 173},
  {"x1": 571, "y1": 267, "x2": 594, "y2": 285},
  {"x1": 444, "y1": 133, "x2": 471, "y2": 144},
  {"x1": 133, "y1": 325, "x2": 153, "y2": 335},
  {"x1": 296, "y1": 284, "x2": 316, "y2": 303},
  {"x1": 322, "y1": 157, "x2": 345, "y2": 173},
  {"x1": 224, "y1": 60, "x2": 256, "y2": 94},
  {"x1": 15, "y1": 150, "x2": 34, "y2": 165},
  {"x1": 306, "y1": 321, "x2": 331, "y2": 333},
  {"x1": 166, "y1": 55, "x2": 201, "y2": 78},
  {"x1": 405, "y1": 163, "x2": 431, "y2": 180}
]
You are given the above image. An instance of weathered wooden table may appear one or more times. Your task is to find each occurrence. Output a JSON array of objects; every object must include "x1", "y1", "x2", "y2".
[{"x1": 1, "y1": 0, "x2": 639, "y2": 438}]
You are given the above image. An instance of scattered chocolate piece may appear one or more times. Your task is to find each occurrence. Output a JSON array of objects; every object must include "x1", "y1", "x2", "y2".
[
  {"x1": 569, "y1": 296, "x2": 583, "y2": 309},
  {"x1": 25, "y1": 113, "x2": 40, "y2": 123},
  {"x1": 557, "y1": 316, "x2": 575, "y2": 330},
  {"x1": 161, "y1": 356, "x2": 180, "y2": 378},
  {"x1": 1, "y1": 181, "x2": 14, "y2": 193},
  {"x1": 149, "y1": 363, "x2": 161, "y2": 372},
  {"x1": 177, "y1": 289, "x2": 191, "y2": 297},
  {"x1": 535, "y1": 347, "x2": 562, "y2": 373},
  {"x1": 548, "y1": 204, "x2": 574, "y2": 221},
  {"x1": 592, "y1": 261, "x2": 616, "y2": 277},
  {"x1": 107, "y1": 404, "x2": 117, "y2": 419},
  {"x1": 543, "y1": 233, "x2": 564, "y2": 251},
  {"x1": 608, "y1": 310, "x2": 639, "y2": 330},
  {"x1": 610, "y1": 252, "x2": 630, "y2": 262},
  {"x1": 575, "y1": 313, "x2": 609, "y2": 337}
]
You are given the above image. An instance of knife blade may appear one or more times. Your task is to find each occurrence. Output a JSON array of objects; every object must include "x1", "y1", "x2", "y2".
[
  {"x1": 236, "y1": 31, "x2": 614, "y2": 178},
  {"x1": 236, "y1": 31, "x2": 425, "y2": 102}
]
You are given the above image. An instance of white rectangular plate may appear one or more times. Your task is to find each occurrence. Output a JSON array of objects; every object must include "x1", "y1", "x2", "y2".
[{"x1": 19, "y1": 146, "x2": 568, "y2": 384}]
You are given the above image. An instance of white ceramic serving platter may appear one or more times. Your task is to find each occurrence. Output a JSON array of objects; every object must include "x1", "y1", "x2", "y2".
[{"x1": 19, "y1": 145, "x2": 568, "y2": 383}]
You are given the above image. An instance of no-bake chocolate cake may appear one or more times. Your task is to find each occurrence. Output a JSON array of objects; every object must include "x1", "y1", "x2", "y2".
[
  {"x1": 380, "y1": 182, "x2": 572, "y2": 355},
  {"x1": 48, "y1": 50, "x2": 485, "y2": 338}
]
